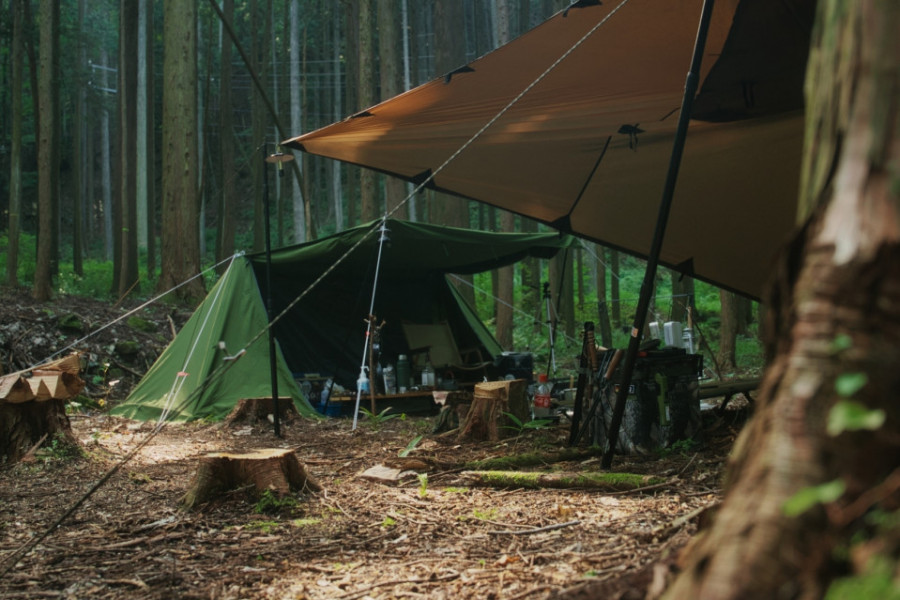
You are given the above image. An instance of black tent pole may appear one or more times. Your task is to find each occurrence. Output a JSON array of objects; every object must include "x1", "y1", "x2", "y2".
[{"x1": 601, "y1": 0, "x2": 715, "y2": 468}]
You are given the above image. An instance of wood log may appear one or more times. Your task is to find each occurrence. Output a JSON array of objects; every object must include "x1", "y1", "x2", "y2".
[
  {"x1": 225, "y1": 396, "x2": 299, "y2": 426},
  {"x1": 459, "y1": 470, "x2": 665, "y2": 492},
  {"x1": 181, "y1": 448, "x2": 321, "y2": 509},
  {"x1": 458, "y1": 379, "x2": 528, "y2": 442}
]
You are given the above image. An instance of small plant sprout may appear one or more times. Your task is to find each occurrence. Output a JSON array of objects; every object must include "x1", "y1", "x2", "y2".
[
  {"x1": 503, "y1": 412, "x2": 553, "y2": 434},
  {"x1": 399, "y1": 434, "x2": 423, "y2": 457},
  {"x1": 417, "y1": 473, "x2": 428, "y2": 498},
  {"x1": 358, "y1": 406, "x2": 401, "y2": 429}
]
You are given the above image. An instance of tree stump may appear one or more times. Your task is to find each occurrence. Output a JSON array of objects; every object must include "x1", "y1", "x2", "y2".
[
  {"x1": 458, "y1": 380, "x2": 528, "y2": 442},
  {"x1": 225, "y1": 397, "x2": 299, "y2": 426},
  {"x1": 181, "y1": 448, "x2": 321, "y2": 509}
]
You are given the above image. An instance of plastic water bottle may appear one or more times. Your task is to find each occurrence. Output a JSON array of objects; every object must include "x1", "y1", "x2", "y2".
[
  {"x1": 357, "y1": 367, "x2": 370, "y2": 395},
  {"x1": 396, "y1": 355, "x2": 411, "y2": 392},
  {"x1": 534, "y1": 373, "x2": 551, "y2": 418},
  {"x1": 421, "y1": 361, "x2": 435, "y2": 388},
  {"x1": 383, "y1": 364, "x2": 397, "y2": 395}
]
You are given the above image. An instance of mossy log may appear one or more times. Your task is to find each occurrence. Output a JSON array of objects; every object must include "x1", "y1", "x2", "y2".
[
  {"x1": 181, "y1": 448, "x2": 321, "y2": 509},
  {"x1": 459, "y1": 470, "x2": 665, "y2": 492}
]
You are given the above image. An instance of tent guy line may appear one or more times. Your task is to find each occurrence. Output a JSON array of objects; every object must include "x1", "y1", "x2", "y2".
[{"x1": 12, "y1": 252, "x2": 238, "y2": 379}]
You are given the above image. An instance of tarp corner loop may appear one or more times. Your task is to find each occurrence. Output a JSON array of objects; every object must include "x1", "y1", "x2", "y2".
[{"x1": 444, "y1": 65, "x2": 475, "y2": 84}]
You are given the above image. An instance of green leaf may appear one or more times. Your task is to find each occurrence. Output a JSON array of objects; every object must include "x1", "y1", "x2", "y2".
[
  {"x1": 783, "y1": 479, "x2": 846, "y2": 517},
  {"x1": 829, "y1": 334, "x2": 853, "y2": 354},
  {"x1": 835, "y1": 372, "x2": 867, "y2": 397},
  {"x1": 503, "y1": 412, "x2": 523, "y2": 429},
  {"x1": 398, "y1": 434, "x2": 424, "y2": 457},
  {"x1": 827, "y1": 400, "x2": 886, "y2": 436}
]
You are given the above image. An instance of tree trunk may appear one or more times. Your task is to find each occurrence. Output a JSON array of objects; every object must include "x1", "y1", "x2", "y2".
[
  {"x1": 596, "y1": 245, "x2": 613, "y2": 348},
  {"x1": 101, "y1": 48, "x2": 113, "y2": 262},
  {"x1": 117, "y1": 0, "x2": 139, "y2": 299},
  {"x1": 378, "y1": 0, "x2": 407, "y2": 220},
  {"x1": 717, "y1": 290, "x2": 738, "y2": 373},
  {"x1": 159, "y1": 0, "x2": 204, "y2": 301},
  {"x1": 666, "y1": 2, "x2": 900, "y2": 597},
  {"x1": 217, "y1": 0, "x2": 236, "y2": 270},
  {"x1": 290, "y1": 0, "x2": 306, "y2": 242},
  {"x1": 358, "y1": 0, "x2": 377, "y2": 223},
  {"x1": 33, "y1": 0, "x2": 60, "y2": 302},
  {"x1": 7, "y1": 0, "x2": 24, "y2": 288},
  {"x1": 610, "y1": 249, "x2": 621, "y2": 329},
  {"x1": 330, "y1": 7, "x2": 344, "y2": 232},
  {"x1": 496, "y1": 211, "x2": 516, "y2": 350},
  {"x1": 72, "y1": 0, "x2": 86, "y2": 278},
  {"x1": 144, "y1": 0, "x2": 156, "y2": 278}
]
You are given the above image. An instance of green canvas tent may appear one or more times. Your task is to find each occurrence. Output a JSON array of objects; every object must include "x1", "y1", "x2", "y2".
[
  {"x1": 250, "y1": 219, "x2": 573, "y2": 390},
  {"x1": 112, "y1": 257, "x2": 317, "y2": 422},
  {"x1": 114, "y1": 220, "x2": 572, "y2": 421}
]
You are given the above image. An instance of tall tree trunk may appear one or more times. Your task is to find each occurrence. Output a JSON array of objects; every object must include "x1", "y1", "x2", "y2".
[
  {"x1": 610, "y1": 249, "x2": 621, "y2": 329},
  {"x1": 251, "y1": 0, "x2": 268, "y2": 252},
  {"x1": 496, "y1": 212, "x2": 515, "y2": 350},
  {"x1": 100, "y1": 48, "x2": 113, "y2": 262},
  {"x1": 290, "y1": 0, "x2": 306, "y2": 242},
  {"x1": 72, "y1": 0, "x2": 86, "y2": 277},
  {"x1": 217, "y1": 0, "x2": 236, "y2": 269},
  {"x1": 378, "y1": 0, "x2": 407, "y2": 219},
  {"x1": 144, "y1": 0, "x2": 156, "y2": 278},
  {"x1": 7, "y1": 0, "x2": 24, "y2": 288},
  {"x1": 33, "y1": 0, "x2": 60, "y2": 302},
  {"x1": 330, "y1": 6, "x2": 344, "y2": 232},
  {"x1": 596, "y1": 245, "x2": 613, "y2": 348},
  {"x1": 666, "y1": 2, "x2": 900, "y2": 597},
  {"x1": 717, "y1": 290, "x2": 738, "y2": 373},
  {"x1": 117, "y1": 0, "x2": 140, "y2": 299},
  {"x1": 358, "y1": 0, "x2": 376, "y2": 223},
  {"x1": 159, "y1": 0, "x2": 203, "y2": 302},
  {"x1": 136, "y1": 0, "x2": 149, "y2": 254}
]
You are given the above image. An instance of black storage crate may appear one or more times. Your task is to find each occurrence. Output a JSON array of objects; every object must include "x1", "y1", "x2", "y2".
[{"x1": 592, "y1": 348, "x2": 702, "y2": 454}]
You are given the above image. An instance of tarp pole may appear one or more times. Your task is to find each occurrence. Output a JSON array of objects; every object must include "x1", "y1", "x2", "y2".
[{"x1": 601, "y1": 0, "x2": 715, "y2": 468}]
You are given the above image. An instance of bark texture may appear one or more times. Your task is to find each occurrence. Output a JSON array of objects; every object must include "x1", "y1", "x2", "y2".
[
  {"x1": 458, "y1": 379, "x2": 528, "y2": 442},
  {"x1": 665, "y1": 2, "x2": 900, "y2": 598},
  {"x1": 181, "y1": 448, "x2": 321, "y2": 509}
]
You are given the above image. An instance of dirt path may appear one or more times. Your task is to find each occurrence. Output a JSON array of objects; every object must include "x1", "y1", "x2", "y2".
[{"x1": 0, "y1": 411, "x2": 732, "y2": 599}]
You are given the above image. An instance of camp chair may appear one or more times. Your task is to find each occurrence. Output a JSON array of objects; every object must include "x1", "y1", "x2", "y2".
[{"x1": 401, "y1": 321, "x2": 491, "y2": 380}]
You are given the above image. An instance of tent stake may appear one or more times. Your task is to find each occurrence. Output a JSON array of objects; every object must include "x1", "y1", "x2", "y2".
[{"x1": 601, "y1": 0, "x2": 715, "y2": 469}]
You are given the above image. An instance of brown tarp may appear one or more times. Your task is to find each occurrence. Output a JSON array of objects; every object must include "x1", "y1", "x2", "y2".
[{"x1": 285, "y1": 0, "x2": 815, "y2": 300}]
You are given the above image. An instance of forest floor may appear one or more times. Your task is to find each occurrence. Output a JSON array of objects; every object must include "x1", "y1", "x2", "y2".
[{"x1": 0, "y1": 291, "x2": 749, "y2": 599}]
